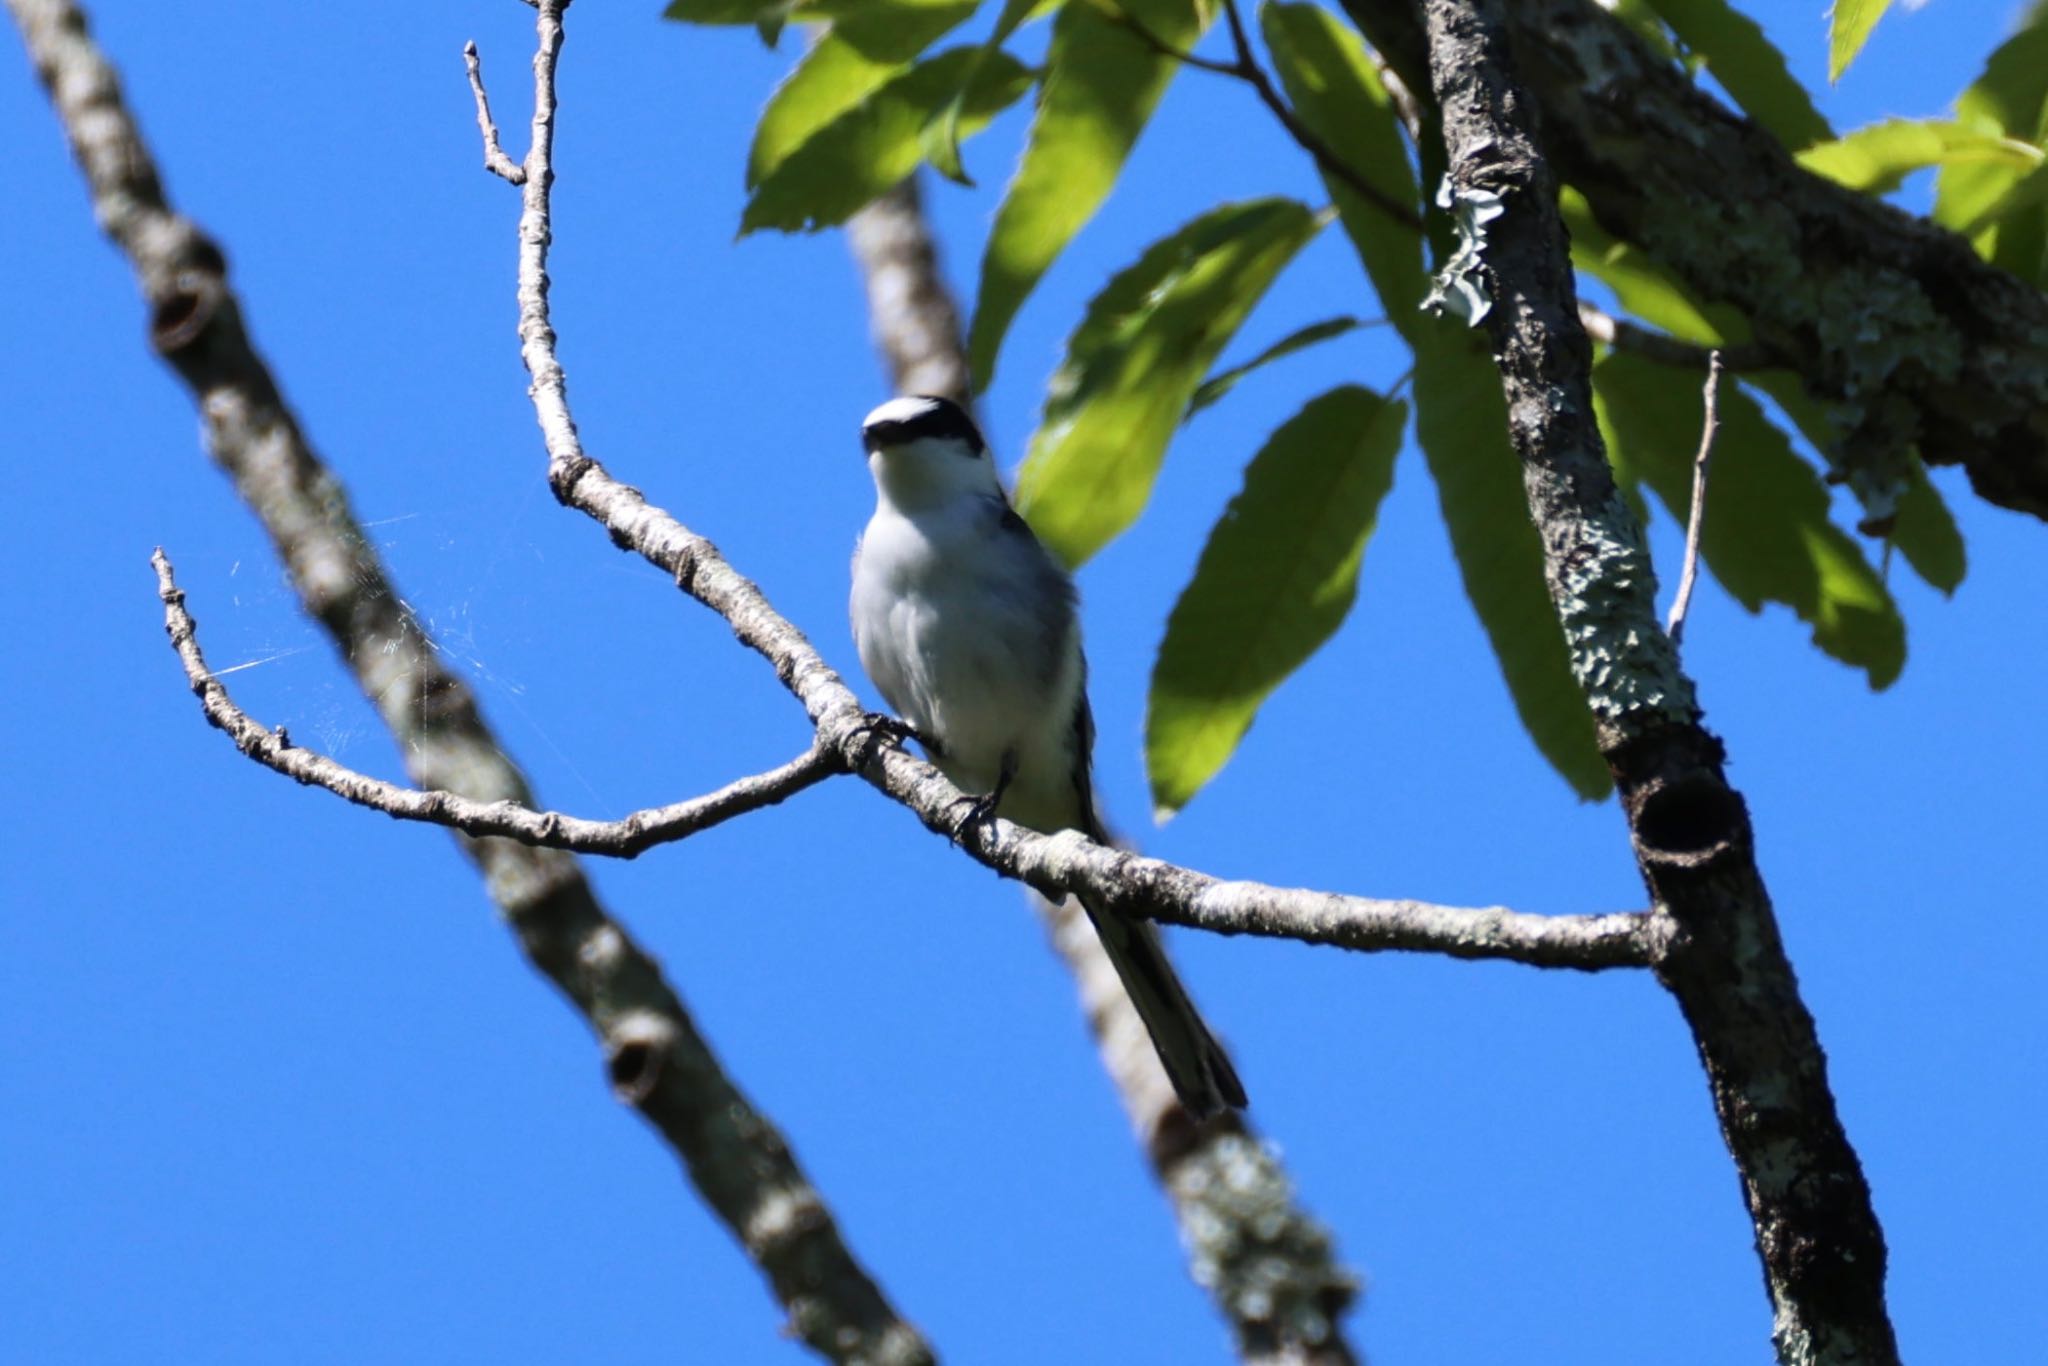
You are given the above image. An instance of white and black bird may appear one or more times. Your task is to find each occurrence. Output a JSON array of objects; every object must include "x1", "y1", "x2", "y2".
[{"x1": 849, "y1": 394, "x2": 1246, "y2": 1120}]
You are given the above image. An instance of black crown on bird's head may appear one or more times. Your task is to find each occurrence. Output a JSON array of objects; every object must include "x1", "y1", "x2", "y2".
[{"x1": 861, "y1": 395, "x2": 986, "y2": 458}]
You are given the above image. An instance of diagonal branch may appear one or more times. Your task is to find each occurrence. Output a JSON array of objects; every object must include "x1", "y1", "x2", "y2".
[
  {"x1": 1345, "y1": 0, "x2": 2048, "y2": 528},
  {"x1": 1416, "y1": 0, "x2": 1899, "y2": 1360},
  {"x1": 477, "y1": 12, "x2": 1654, "y2": 975},
  {"x1": 5, "y1": 2, "x2": 933, "y2": 1361}
]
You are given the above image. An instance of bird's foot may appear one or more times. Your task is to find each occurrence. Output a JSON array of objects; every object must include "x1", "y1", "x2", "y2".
[
  {"x1": 949, "y1": 790, "x2": 1002, "y2": 844},
  {"x1": 848, "y1": 711, "x2": 936, "y2": 764}
]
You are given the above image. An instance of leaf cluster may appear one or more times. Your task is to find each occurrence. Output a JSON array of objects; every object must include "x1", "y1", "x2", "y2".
[{"x1": 665, "y1": 0, "x2": 2038, "y2": 814}]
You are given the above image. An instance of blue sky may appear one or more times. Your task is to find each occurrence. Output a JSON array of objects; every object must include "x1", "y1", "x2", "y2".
[{"x1": 3, "y1": 1, "x2": 2043, "y2": 1362}]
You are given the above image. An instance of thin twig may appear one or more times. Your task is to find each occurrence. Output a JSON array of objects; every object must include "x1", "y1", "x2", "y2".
[
  {"x1": 1110, "y1": 0, "x2": 1423, "y2": 230},
  {"x1": 1667, "y1": 350, "x2": 1722, "y2": 644},
  {"x1": 464, "y1": 41, "x2": 526, "y2": 184},
  {"x1": 155, "y1": 550, "x2": 838, "y2": 855}
]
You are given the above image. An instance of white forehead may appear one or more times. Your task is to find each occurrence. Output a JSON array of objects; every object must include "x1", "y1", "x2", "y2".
[{"x1": 864, "y1": 395, "x2": 947, "y2": 427}]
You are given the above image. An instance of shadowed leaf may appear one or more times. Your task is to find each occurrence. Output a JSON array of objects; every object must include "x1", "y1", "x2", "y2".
[
  {"x1": 967, "y1": 0, "x2": 1208, "y2": 391},
  {"x1": 1187, "y1": 316, "x2": 1376, "y2": 419},
  {"x1": 1561, "y1": 189, "x2": 1964, "y2": 593},
  {"x1": 1645, "y1": 0, "x2": 1831, "y2": 148},
  {"x1": 1595, "y1": 352, "x2": 1905, "y2": 687},
  {"x1": 1148, "y1": 386, "x2": 1405, "y2": 817}
]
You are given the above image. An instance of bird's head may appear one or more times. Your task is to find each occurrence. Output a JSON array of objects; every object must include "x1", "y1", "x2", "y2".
[{"x1": 860, "y1": 395, "x2": 1002, "y2": 511}]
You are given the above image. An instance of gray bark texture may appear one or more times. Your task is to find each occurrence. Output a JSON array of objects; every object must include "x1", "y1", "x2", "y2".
[
  {"x1": 1348, "y1": 0, "x2": 2048, "y2": 527},
  {"x1": 7, "y1": 2, "x2": 932, "y2": 1361},
  {"x1": 1415, "y1": 1, "x2": 1900, "y2": 1361}
]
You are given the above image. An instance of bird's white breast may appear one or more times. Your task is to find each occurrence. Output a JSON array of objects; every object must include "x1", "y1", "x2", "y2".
[{"x1": 851, "y1": 500, "x2": 1084, "y2": 829}]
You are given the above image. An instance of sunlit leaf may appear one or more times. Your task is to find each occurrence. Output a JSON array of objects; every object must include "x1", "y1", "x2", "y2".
[
  {"x1": 1014, "y1": 198, "x2": 1323, "y2": 567},
  {"x1": 967, "y1": 0, "x2": 1208, "y2": 391},
  {"x1": 742, "y1": 48, "x2": 1031, "y2": 234},
  {"x1": 1186, "y1": 316, "x2": 1376, "y2": 419},
  {"x1": 1644, "y1": 0, "x2": 1831, "y2": 148},
  {"x1": 921, "y1": 0, "x2": 1049, "y2": 185},
  {"x1": 1937, "y1": 18, "x2": 2048, "y2": 281},
  {"x1": 1147, "y1": 386, "x2": 1405, "y2": 817},
  {"x1": 1797, "y1": 119, "x2": 2038, "y2": 196},
  {"x1": 1828, "y1": 0, "x2": 1891, "y2": 84},
  {"x1": 664, "y1": 0, "x2": 794, "y2": 22},
  {"x1": 1595, "y1": 352, "x2": 1905, "y2": 687}
]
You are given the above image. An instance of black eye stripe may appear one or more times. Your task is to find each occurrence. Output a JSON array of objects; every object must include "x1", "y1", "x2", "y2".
[{"x1": 863, "y1": 396, "x2": 987, "y2": 456}]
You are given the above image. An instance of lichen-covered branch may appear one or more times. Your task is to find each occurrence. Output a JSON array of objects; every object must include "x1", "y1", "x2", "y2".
[
  {"x1": 6, "y1": 2, "x2": 933, "y2": 1361},
  {"x1": 1042, "y1": 893, "x2": 1359, "y2": 1365},
  {"x1": 1347, "y1": 0, "x2": 2048, "y2": 529},
  {"x1": 1417, "y1": 0, "x2": 1900, "y2": 1360}
]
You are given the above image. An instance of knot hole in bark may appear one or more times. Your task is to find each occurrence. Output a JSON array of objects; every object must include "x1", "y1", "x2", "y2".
[
  {"x1": 1633, "y1": 772, "x2": 1746, "y2": 866},
  {"x1": 605, "y1": 1014, "x2": 674, "y2": 1106}
]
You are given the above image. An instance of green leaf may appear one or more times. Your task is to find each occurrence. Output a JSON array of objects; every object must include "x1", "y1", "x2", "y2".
[
  {"x1": 1186, "y1": 316, "x2": 1375, "y2": 419},
  {"x1": 1564, "y1": 188, "x2": 1966, "y2": 594},
  {"x1": 1887, "y1": 462, "x2": 1967, "y2": 595},
  {"x1": 1266, "y1": 4, "x2": 1605, "y2": 799},
  {"x1": 1643, "y1": 0, "x2": 1831, "y2": 148},
  {"x1": 1412, "y1": 327, "x2": 1611, "y2": 799},
  {"x1": 1797, "y1": 119, "x2": 2039, "y2": 196},
  {"x1": 1828, "y1": 0, "x2": 1891, "y2": 84},
  {"x1": 747, "y1": 0, "x2": 987, "y2": 190},
  {"x1": 749, "y1": 36, "x2": 904, "y2": 189},
  {"x1": 1014, "y1": 198, "x2": 1323, "y2": 567},
  {"x1": 967, "y1": 0, "x2": 1208, "y2": 391},
  {"x1": 1594, "y1": 352, "x2": 1905, "y2": 687},
  {"x1": 815, "y1": 0, "x2": 982, "y2": 60},
  {"x1": 1937, "y1": 19, "x2": 2048, "y2": 281},
  {"x1": 921, "y1": 0, "x2": 1048, "y2": 185},
  {"x1": 1147, "y1": 386, "x2": 1405, "y2": 817},
  {"x1": 664, "y1": 0, "x2": 794, "y2": 24},
  {"x1": 1262, "y1": 2, "x2": 1423, "y2": 315},
  {"x1": 742, "y1": 47, "x2": 1032, "y2": 234}
]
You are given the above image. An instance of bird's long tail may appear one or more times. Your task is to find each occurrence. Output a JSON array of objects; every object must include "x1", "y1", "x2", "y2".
[{"x1": 1078, "y1": 892, "x2": 1247, "y2": 1120}]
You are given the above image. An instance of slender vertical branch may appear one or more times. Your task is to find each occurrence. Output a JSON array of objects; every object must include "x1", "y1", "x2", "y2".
[
  {"x1": 1668, "y1": 352, "x2": 1723, "y2": 644},
  {"x1": 1417, "y1": 1, "x2": 1899, "y2": 1361},
  {"x1": 5, "y1": 2, "x2": 931, "y2": 1361}
]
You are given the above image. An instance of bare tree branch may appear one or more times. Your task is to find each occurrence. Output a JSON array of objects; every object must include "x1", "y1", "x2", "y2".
[
  {"x1": 153, "y1": 553, "x2": 841, "y2": 854},
  {"x1": 1667, "y1": 352, "x2": 1723, "y2": 644},
  {"x1": 1417, "y1": 0, "x2": 1900, "y2": 1360},
  {"x1": 1347, "y1": 0, "x2": 2048, "y2": 529},
  {"x1": 471, "y1": 10, "x2": 1652, "y2": 974},
  {"x1": 1042, "y1": 895, "x2": 1359, "y2": 1366},
  {"x1": 464, "y1": 40, "x2": 526, "y2": 184},
  {"x1": 6, "y1": 2, "x2": 933, "y2": 1361},
  {"x1": 846, "y1": 180, "x2": 973, "y2": 401}
]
